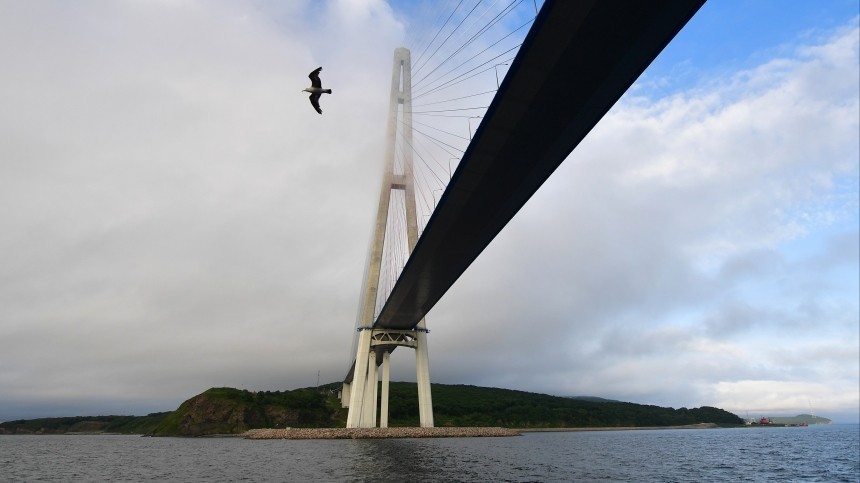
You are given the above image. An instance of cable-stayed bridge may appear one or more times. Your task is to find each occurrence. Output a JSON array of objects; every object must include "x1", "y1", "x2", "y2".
[{"x1": 341, "y1": 0, "x2": 706, "y2": 428}]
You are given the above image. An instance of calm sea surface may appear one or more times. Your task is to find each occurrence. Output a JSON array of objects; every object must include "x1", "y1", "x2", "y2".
[{"x1": 1, "y1": 424, "x2": 857, "y2": 482}]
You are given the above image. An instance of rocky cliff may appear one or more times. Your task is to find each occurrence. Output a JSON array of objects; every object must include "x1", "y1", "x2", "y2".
[{"x1": 149, "y1": 386, "x2": 344, "y2": 436}]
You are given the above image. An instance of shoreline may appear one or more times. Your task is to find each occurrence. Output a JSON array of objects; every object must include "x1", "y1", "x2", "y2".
[
  {"x1": 518, "y1": 423, "x2": 720, "y2": 432},
  {"x1": 244, "y1": 423, "x2": 721, "y2": 440}
]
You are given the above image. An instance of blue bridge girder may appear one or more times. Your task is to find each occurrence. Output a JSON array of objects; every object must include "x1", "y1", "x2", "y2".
[{"x1": 373, "y1": 0, "x2": 706, "y2": 330}]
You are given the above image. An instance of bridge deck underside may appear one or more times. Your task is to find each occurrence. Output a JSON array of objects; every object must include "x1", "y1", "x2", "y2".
[{"x1": 373, "y1": 0, "x2": 705, "y2": 331}]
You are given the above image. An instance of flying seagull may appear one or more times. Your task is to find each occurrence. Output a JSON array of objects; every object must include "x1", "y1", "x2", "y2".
[{"x1": 303, "y1": 67, "x2": 332, "y2": 114}]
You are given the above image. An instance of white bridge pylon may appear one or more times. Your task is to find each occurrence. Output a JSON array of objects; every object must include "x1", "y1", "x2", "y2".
[{"x1": 342, "y1": 47, "x2": 434, "y2": 429}]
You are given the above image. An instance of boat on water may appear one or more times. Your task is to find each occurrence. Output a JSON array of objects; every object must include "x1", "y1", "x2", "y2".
[{"x1": 745, "y1": 417, "x2": 809, "y2": 427}]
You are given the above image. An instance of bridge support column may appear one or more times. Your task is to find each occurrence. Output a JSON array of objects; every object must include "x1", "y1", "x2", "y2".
[
  {"x1": 380, "y1": 351, "x2": 390, "y2": 428},
  {"x1": 371, "y1": 351, "x2": 379, "y2": 427},
  {"x1": 346, "y1": 330, "x2": 372, "y2": 428},
  {"x1": 415, "y1": 321, "x2": 434, "y2": 427},
  {"x1": 341, "y1": 382, "x2": 351, "y2": 408},
  {"x1": 362, "y1": 350, "x2": 377, "y2": 428}
]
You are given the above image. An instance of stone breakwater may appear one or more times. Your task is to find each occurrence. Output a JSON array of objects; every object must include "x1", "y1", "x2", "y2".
[{"x1": 244, "y1": 427, "x2": 521, "y2": 439}]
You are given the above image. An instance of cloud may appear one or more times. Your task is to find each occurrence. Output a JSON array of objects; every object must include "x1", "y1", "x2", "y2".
[
  {"x1": 0, "y1": 0, "x2": 404, "y2": 418},
  {"x1": 709, "y1": 379, "x2": 859, "y2": 417}
]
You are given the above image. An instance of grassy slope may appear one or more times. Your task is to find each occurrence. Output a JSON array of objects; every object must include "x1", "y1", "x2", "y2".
[
  {"x1": 148, "y1": 386, "x2": 344, "y2": 436},
  {"x1": 389, "y1": 383, "x2": 743, "y2": 428}
]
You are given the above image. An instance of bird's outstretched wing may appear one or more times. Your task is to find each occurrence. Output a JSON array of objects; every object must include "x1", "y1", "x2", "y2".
[
  {"x1": 309, "y1": 67, "x2": 322, "y2": 88},
  {"x1": 309, "y1": 93, "x2": 322, "y2": 114}
]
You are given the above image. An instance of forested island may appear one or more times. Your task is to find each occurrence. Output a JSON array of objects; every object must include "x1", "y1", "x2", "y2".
[{"x1": 1, "y1": 382, "x2": 751, "y2": 436}]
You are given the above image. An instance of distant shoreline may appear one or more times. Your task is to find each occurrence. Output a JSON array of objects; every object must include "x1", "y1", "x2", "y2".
[
  {"x1": 518, "y1": 423, "x2": 720, "y2": 432},
  {"x1": 243, "y1": 424, "x2": 722, "y2": 440}
]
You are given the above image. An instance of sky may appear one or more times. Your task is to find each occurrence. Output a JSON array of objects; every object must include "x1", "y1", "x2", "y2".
[{"x1": 0, "y1": 0, "x2": 857, "y2": 424}]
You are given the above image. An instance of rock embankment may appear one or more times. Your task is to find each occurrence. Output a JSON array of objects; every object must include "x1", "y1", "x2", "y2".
[{"x1": 244, "y1": 427, "x2": 520, "y2": 439}]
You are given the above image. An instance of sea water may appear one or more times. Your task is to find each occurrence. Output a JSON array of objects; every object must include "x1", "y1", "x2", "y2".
[{"x1": 1, "y1": 424, "x2": 857, "y2": 482}]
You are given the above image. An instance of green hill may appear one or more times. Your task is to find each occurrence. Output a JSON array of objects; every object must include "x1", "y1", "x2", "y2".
[
  {"x1": 391, "y1": 383, "x2": 742, "y2": 428},
  {"x1": 569, "y1": 396, "x2": 623, "y2": 403},
  {"x1": 1, "y1": 382, "x2": 743, "y2": 436},
  {"x1": 149, "y1": 386, "x2": 342, "y2": 436},
  {"x1": 0, "y1": 413, "x2": 171, "y2": 435}
]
